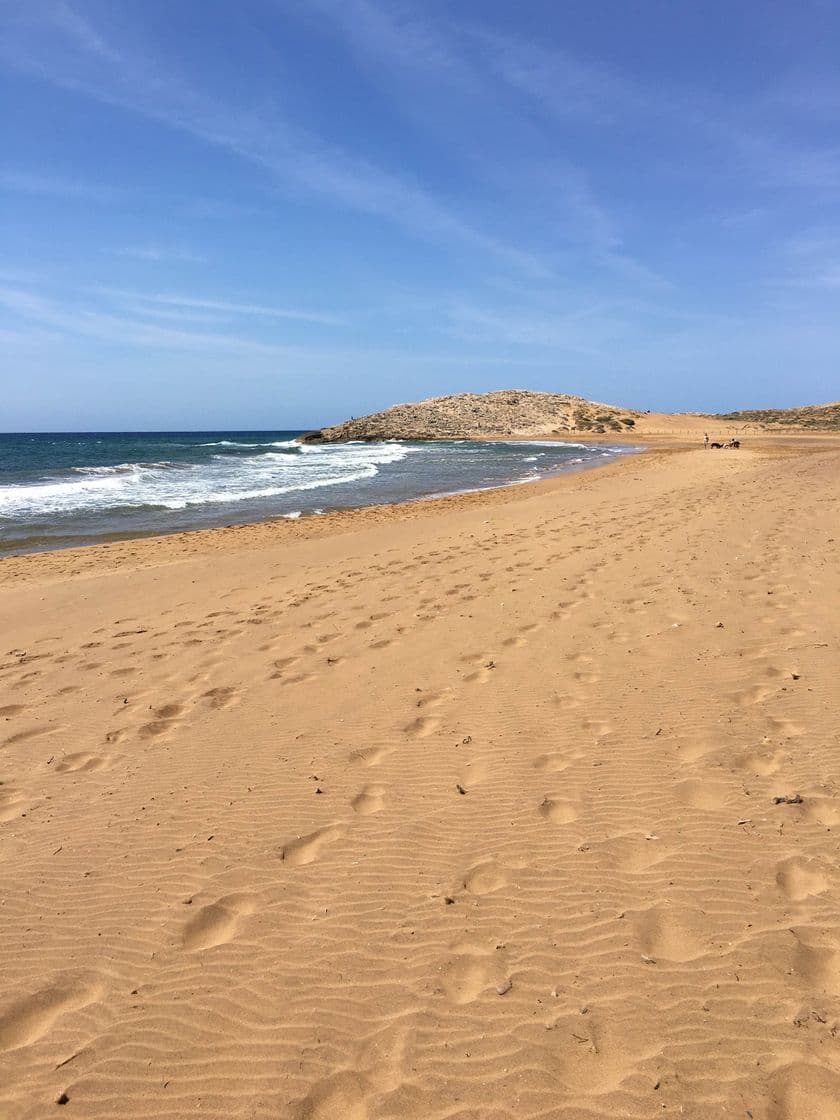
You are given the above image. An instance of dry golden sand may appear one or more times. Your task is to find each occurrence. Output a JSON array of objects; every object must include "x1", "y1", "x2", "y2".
[{"x1": 1, "y1": 441, "x2": 839, "y2": 1119}]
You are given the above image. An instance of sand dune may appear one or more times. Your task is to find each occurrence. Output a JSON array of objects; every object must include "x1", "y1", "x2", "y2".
[{"x1": 1, "y1": 442, "x2": 839, "y2": 1118}]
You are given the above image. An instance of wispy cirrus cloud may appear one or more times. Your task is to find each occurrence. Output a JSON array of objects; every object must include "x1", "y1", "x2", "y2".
[
  {"x1": 95, "y1": 287, "x2": 347, "y2": 326},
  {"x1": 282, "y1": 0, "x2": 666, "y2": 287},
  {"x1": 0, "y1": 285, "x2": 285, "y2": 355},
  {"x1": 465, "y1": 27, "x2": 642, "y2": 125},
  {"x1": 110, "y1": 244, "x2": 207, "y2": 264},
  {"x1": 0, "y1": 167, "x2": 121, "y2": 202},
  {"x1": 0, "y1": 2, "x2": 549, "y2": 277},
  {"x1": 766, "y1": 228, "x2": 840, "y2": 290},
  {"x1": 0, "y1": 282, "x2": 548, "y2": 369}
]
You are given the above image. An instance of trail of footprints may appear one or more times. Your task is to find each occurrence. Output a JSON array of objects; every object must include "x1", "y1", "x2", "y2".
[
  {"x1": 4, "y1": 466, "x2": 839, "y2": 1114},
  {"x1": 0, "y1": 638, "x2": 245, "y2": 824},
  {"x1": 162, "y1": 594, "x2": 586, "y2": 975}
]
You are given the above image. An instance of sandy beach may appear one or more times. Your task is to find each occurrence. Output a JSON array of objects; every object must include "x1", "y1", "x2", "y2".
[{"x1": 1, "y1": 439, "x2": 839, "y2": 1119}]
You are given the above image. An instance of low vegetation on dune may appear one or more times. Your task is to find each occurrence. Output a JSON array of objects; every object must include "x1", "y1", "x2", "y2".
[{"x1": 714, "y1": 402, "x2": 840, "y2": 430}]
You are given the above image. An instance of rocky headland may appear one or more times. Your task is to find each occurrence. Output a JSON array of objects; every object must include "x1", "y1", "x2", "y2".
[
  {"x1": 302, "y1": 391, "x2": 840, "y2": 443},
  {"x1": 301, "y1": 390, "x2": 642, "y2": 442}
]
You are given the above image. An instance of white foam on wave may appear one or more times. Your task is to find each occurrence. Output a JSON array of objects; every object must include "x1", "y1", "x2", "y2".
[
  {"x1": 203, "y1": 439, "x2": 302, "y2": 450},
  {"x1": 184, "y1": 465, "x2": 381, "y2": 508},
  {"x1": 72, "y1": 463, "x2": 138, "y2": 475},
  {"x1": 0, "y1": 440, "x2": 414, "y2": 519},
  {"x1": 496, "y1": 439, "x2": 592, "y2": 449},
  {"x1": 200, "y1": 440, "x2": 257, "y2": 447},
  {"x1": 72, "y1": 460, "x2": 179, "y2": 475},
  {"x1": 0, "y1": 438, "x2": 632, "y2": 531}
]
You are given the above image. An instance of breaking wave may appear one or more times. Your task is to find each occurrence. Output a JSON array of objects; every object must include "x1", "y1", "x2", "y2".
[{"x1": 0, "y1": 441, "x2": 413, "y2": 518}]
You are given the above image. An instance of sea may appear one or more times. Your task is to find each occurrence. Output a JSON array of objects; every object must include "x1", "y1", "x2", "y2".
[{"x1": 0, "y1": 432, "x2": 638, "y2": 554}]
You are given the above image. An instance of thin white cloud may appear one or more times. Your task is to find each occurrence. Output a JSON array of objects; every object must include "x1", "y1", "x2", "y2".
[
  {"x1": 0, "y1": 285, "x2": 281, "y2": 355},
  {"x1": 766, "y1": 228, "x2": 840, "y2": 290},
  {"x1": 467, "y1": 27, "x2": 641, "y2": 125},
  {"x1": 0, "y1": 284, "x2": 542, "y2": 368},
  {"x1": 47, "y1": 0, "x2": 122, "y2": 63},
  {"x1": 111, "y1": 245, "x2": 207, "y2": 264},
  {"x1": 443, "y1": 301, "x2": 609, "y2": 356},
  {"x1": 96, "y1": 287, "x2": 347, "y2": 325},
  {"x1": 0, "y1": 3, "x2": 549, "y2": 277},
  {"x1": 282, "y1": 0, "x2": 666, "y2": 287},
  {"x1": 0, "y1": 168, "x2": 120, "y2": 202},
  {"x1": 297, "y1": 0, "x2": 474, "y2": 91}
]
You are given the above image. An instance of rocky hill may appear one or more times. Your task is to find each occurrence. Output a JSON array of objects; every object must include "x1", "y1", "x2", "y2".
[{"x1": 302, "y1": 390, "x2": 642, "y2": 442}]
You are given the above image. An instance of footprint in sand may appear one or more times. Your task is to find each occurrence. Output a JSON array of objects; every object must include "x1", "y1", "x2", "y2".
[
  {"x1": 201, "y1": 686, "x2": 241, "y2": 710},
  {"x1": 55, "y1": 752, "x2": 112, "y2": 774},
  {"x1": 731, "y1": 747, "x2": 788, "y2": 776},
  {"x1": 413, "y1": 689, "x2": 449, "y2": 711},
  {"x1": 437, "y1": 938, "x2": 510, "y2": 1006},
  {"x1": 551, "y1": 693, "x2": 582, "y2": 711},
  {"x1": 351, "y1": 785, "x2": 386, "y2": 815},
  {"x1": 463, "y1": 664, "x2": 497, "y2": 684},
  {"x1": 138, "y1": 702, "x2": 185, "y2": 739},
  {"x1": 461, "y1": 861, "x2": 509, "y2": 896},
  {"x1": 764, "y1": 716, "x2": 804, "y2": 739},
  {"x1": 789, "y1": 930, "x2": 840, "y2": 996},
  {"x1": 595, "y1": 834, "x2": 674, "y2": 874},
  {"x1": 501, "y1": 634, "x2": 527, "y2": 648},
  {"x1": 138, "y1": 719, "x2": 177, "y2": 739},
  {"x1": 402, "y1": 715, "x2": 440, "y2": 738},
  {"x1": 673, "y1": 778, "x2": 732, "y2": 811},
  {"x1": 281, "y1": 826, "x2": 341, "y2": 866},
  {"x1": 0, "y1": 975, "x2": 103, "y2": 1052},
  {"x1": 580, "y1": 717, "x2": 613, "y2": 738},
  {"x1": 729, "y1": 684, "x2": 775, "y2": 708},
  {"x1": 538, "y1": 796, "x2": 579, "y2": 824},
  {"x1": 630, "y1": 904, "x2": 708, "y2": 962},
  {"x1": 767, "y1": 1062, "x2": 840, "y2": 1120},
  {"x1": 0, "y1": 788, "x2": 28, "y2": 822},
  {"x1": 544, "y1": 1007, "x2": 662, "y2": 1093},
  {"x1": 3, "y1": 726, "x2": 52, "y2": 748},
  {"x1": 277, "y1": 672, "x2": 318, "y2": 687},
  {"x1": 775, "y1": 857, "x2": 831, "y2": 901},
  {"x1": 458, "y1": 758, "x2": 488, "y2": 788},
  {"x1": 533, "y1": 750, "x2": 580, "y2": 773},
  {"x1": 572, "y1": 669, "x2": 601, "y2": 685},
  {"x1": 804, "y1": 798, "x2": 840, "y2": 827},
  {"x1": 182, "y1": 894, "x2": 255, "y2": 951},
  {"x1": 438, "y1": 952, "x2": 494, "y2": 1005},
  {"x1": 349, "y1": 745, "x2": 394, "y2": 767},
  {"x1": 290, "y1": 1071, "x2": 371, "y2": 1120},
  {"x1": 673, "y1": 738, "x2": 717, "y2": 764}
]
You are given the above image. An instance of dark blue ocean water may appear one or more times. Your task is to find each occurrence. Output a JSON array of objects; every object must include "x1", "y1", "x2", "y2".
[{"x1": 0, "y1": 431, "x2": 636, "y2": 553}]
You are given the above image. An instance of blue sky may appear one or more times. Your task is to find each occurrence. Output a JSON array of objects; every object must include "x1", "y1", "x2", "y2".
[{"x1": 2, "y1": 0, "x2": 839, "y2": 430}]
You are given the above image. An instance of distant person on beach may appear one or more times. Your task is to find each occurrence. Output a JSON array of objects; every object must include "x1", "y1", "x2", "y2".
[{"x1": 704, "y1": 432, "x2": 709, "y2": 449}]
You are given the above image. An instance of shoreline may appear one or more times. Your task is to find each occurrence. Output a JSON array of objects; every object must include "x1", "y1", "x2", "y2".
[
  {"x1": 4, "y1": 429, "x2": 839, "y2": 563},
  {"x1": 2, "y1": 437, "x2": 839, "y2": 1117},
  {"x1": 0, "y1": 439, "x2": 642, "y2": 564}
]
